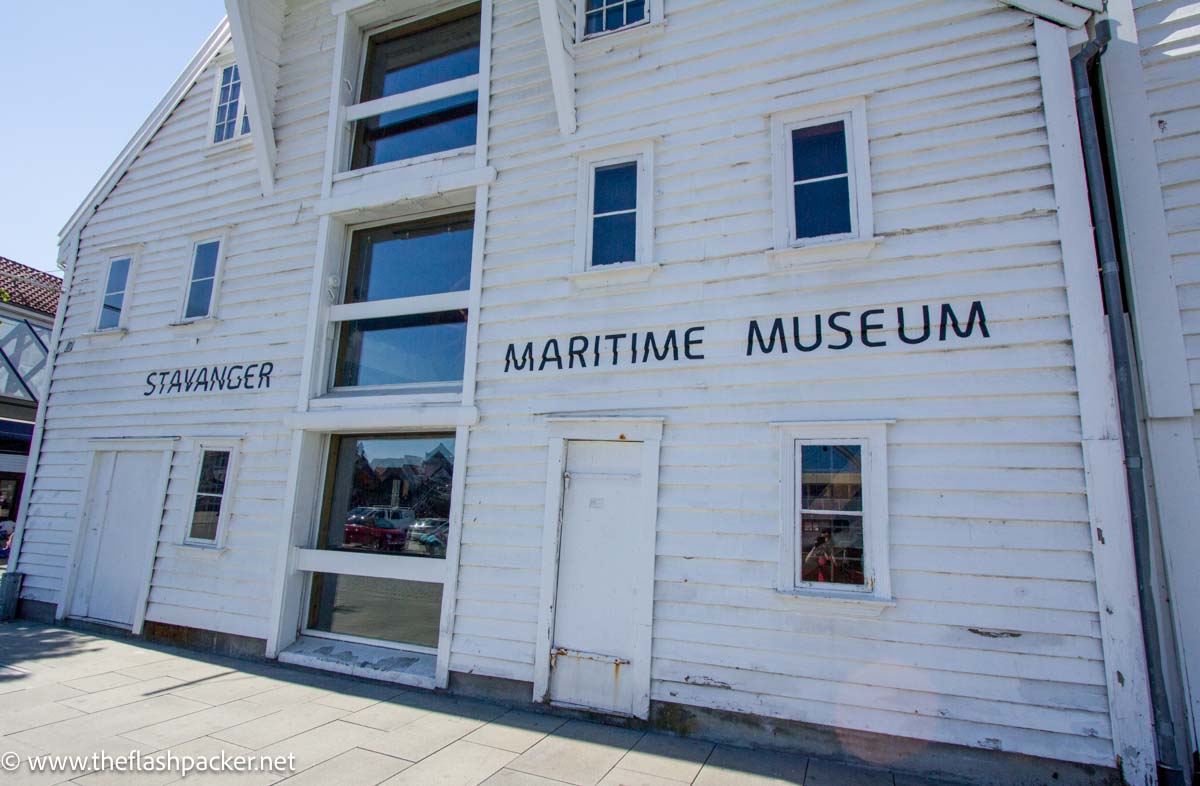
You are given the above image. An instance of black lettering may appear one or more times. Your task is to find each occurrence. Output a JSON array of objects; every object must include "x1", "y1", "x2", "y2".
[
  {"x1": 196, "y1": 367, "x2": 210, "y2": 391},
  {"x1": 593, "y1": 336, "x2": 601, "y2": 367},
  {"x1": 604, "y1": 334, "x2": 626, "y2": 366},
  {"x1": 747, "y1": 319, "x2": 787, "y2": 356},
  {"x1": 940, "y1": 301, "x2": 989, "y2": 341},
  {"x1": 157, "y1": 371, "x2": 169, "y2": 395},
  {"x1": 568, "y1": 336, "x2": 588, "y2": 368},
  {"x1": 827, "y1": 311, "x2": 854, "y2": 350},
  {"x1": 793, "y1": 315, "x2": 822, "y2": 352},
  {"x1": 897, "y1": 305, "x2": 931, "y2": 345},
  {"x1": 630, "y1": 332, "x2": 638, "y2": 364},
  {"x1": 860, "y1": 309, "x2": 887, "y2": 348},
  {"x1": 683, "y1": 326, "x2": 705, "y2": 360},
  {"x1": 243, "y1": 363, "x2": 259, "y2": 391},
  {"x1": 211, "y1": 367, "x2": 228, "y2": 391},
  {"x1": 643, "y1": 330, "x2": 679, "y2": 362},
  {"x1": 184, "y1": 368, "x2": 199, "y2": 392},
  {"x1": 257, "y1": 362, "x2": 272, "y2": 389},
  {"x1": 144, "y1": 372, "x2": 156, "y2": 397},
  {"x1": 504, "y1": 342, "x2": 535, "y2": 372},
  {"x1": 227, "y1": 365, "x2": 244, "y2": 390},
  {"x1": 539, "y1": 339, "x2": 563, "y2": 371},
  {"x1": 167, "y1": 370, "x2": 183, "y2": 394}
]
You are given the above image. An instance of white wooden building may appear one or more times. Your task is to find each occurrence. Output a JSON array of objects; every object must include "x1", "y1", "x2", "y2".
[{"x1": 9, "y1": 0, "x2": 1200, "y2": 783}]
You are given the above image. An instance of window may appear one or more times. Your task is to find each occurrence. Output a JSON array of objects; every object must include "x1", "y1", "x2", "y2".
[
  {"x1": 575, "y1": 143, "x2": 654, "y2": 273},
  {"x1": 186, "y1": 445, "x2": 238, "y2": 546},
  {"x1": 330, "y1": 213, "x2": 472, "y2": 391},
  {"x1": 771, "y1": 98, "x2": 874, "y2": 252},
  {"x1": 579, "y1": 0, "x2": 661, "y2": 38},
  {"x1": 308, "y1": 434, "x2": 456, "y2": 649},
  {"x1": 775, "y1": 421, "x2": 891, "y2": 604},
  {"x1": 211, "y1": 64, "x2": 251, "y2": 145},
  {"x1": 349, "y1": 5, "x2": 481, "y2": 170},
  {"x1": 181, "y1": 238, "x2": 225, "y2": 321},
  {"x1": 97, "y1": 256, "x2": 132, "y2": 331}
]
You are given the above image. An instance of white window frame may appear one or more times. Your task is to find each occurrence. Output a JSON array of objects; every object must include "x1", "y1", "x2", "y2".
[
  {"x1": 573, "y1": 140, "x2": 654, "y2": 275},
  {"x1": 576, "y1": 0, "x2": 662, "y2": 41},
  {"x1": 95, "y1": 249, "x2": 139, "y2": 332},
  {"x1": 182, "y1": 440, "x2": 240, "y2": 549},
  {"x1": 177, "y1": 231, "x2": 230, "y2": 323},
  {"x1": 326, "y1": 207, "x2": 473, "y2": 397},
  {"x1": 770, "y1": 97, "x2": 875, "y2": 255},
  {"x1": 208, "y1": 60, "x2": 252, "y2": 148},
  {"x1": 773, "y1": 420, "x2": 892, "y2": 612}
]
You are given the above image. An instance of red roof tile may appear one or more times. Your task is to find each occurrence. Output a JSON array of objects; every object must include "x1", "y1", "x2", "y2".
[{"x1": 0, "y1": 257, "x2": 62, "y2": 318}]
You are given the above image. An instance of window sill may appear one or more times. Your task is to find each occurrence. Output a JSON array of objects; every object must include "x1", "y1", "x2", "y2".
[
  {"x1": 569, "y1": 261, "x2": 659, "y2": 290},
  {"x1": 767, "y1": 236, "x2": 880, "y2": 271},
  {"x1": 204, "y1": 134, "x2": 253, "y2": 158},
  {"x1": 286, "y1": 402, "x2": 479, "y2": 431},
  {"x1": 332, "y1": 146, "x2": 475, "y2": 183},
  {"x1": 317, "y1": 158, "x2": 494, "y2": 217},
  {"x1": 179, "y1": 541, "x2": 226, "y2": 558},
  {"x1": 79, "y1": 328, "x2": 129, "y2": 340},
  {"x1": 774, "y1": 588, "x2": 895, "y2": 618},
  {"x1": 575, "y1": 19, "x2": 666, "y2": 54},
  {"x1": 168, "y1": 317, "x2": 218, "y2": 329}
]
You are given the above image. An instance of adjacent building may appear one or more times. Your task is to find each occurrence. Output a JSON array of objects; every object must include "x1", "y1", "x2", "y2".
[{"x1": 8, "y1": 1, "x2": 1199, "y2": 783}]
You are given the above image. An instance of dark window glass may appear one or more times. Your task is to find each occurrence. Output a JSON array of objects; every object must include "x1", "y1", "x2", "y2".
[
  {"x1": 309, "y1": 574, "x2": 443, "y2": 648},
  {"x1": 188, "y1": 450, "x2": 230, "y2": 542},
  {"x1": 185, "y1": 241, "x2": 220, "y2": 319},
  {"x1": 799, "y1": 444, "x2": 864, "y2": 587},
  {"x1": 591, "y1": 161, "x2": 638, "y2": 267},
  {"x1": 593, "y1": 162, "x2": 637, "y2": 214},
  {"x1": 213, "y1": 65, "x2": 244, "y2": 144},
  {"x1": 192, "y1": 241, "x2": 220, "y2": 280},
  {"x1": 794, "y1": 177, "x2": 852, "y2": 239},
  {"x1": 352, "y1": 6, "x2": 480, "y2": 170},
  {"x1": 591, "y1": 213, "x2": 637, "y2": 266},
  {"x1": 791, "y1": 122, "x2": 847, "y2": 182},
  {"x1": 317, "y1": 434, "x2": 455, "y2": 559},
  {"x1": 334, "y1": 310, "x2": 467, "y2": 388},
  {"x1": 98, "y1": 258, "x2": 130, "y2": 330},
  {"x1": 584, "y1": 0, "x2": 646, "y2": 35},
  {"x1": 345, "y1": 215, "x2": 473, "y2": 303}
]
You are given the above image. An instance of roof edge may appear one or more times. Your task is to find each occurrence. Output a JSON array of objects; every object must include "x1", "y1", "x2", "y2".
[
  {"x1": 59, "y1": 18, "x2": 233, "y2": 244},
  {"x1": 998, "y1": 0, "x2": 1097, "y2": 28}
]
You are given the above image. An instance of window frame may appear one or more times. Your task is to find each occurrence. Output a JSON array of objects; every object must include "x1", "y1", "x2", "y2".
[
  {"x1": 182, "y1": 440, "x2": 240, "y2": 549},
  {"x1": 177, "y1": 231, "x2": 230, "y2": 323},
  {"x1": 770, "y1": 97, "x2": 874, "y2": 253},
  {"x1": 773, "y1": 420, "x2": 892, "y2": 610},
  {"x1": 95, "y1": 250, "x2": 139, "y2": 332},
  {"x1": 576, "y1": 0, "x2": 662, "y2": 41},
  {"x1": 573, "y1": 141, "x2": 655, "y2": 275},
  {"x1": 207, "y1": 60, "x2": 252, "y2": 148},
  {"x1": 326, "y1": 208, "x2": 474, "y2": 396},
  {"x1": 342, "y1": 2, "x2": 483, "y2": 176}
]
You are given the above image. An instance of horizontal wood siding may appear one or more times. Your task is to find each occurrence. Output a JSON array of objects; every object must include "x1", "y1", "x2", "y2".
[
  {"x1": 1135, "y1": 0, "x2": 1200, "y2": 478},
  {"x1": 21, "y1": 0, "x2": 334, "y2": 638},
  {"x1": 459, "y1": 0, "x2": 1112, "y2": 765}
]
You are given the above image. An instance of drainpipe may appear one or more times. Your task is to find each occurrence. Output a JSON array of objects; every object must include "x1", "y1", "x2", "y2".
[{"x1": 1070, "y1": 20, "x2": 1185, "y2": 786}]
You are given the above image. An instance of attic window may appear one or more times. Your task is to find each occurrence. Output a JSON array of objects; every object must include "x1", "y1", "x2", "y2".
[
  {"x1": 579, "y1": 0, "x2": 661, "y2": 39},
  {"x1": 211, "y1": 64, "x2": 251, "y2": 145}
]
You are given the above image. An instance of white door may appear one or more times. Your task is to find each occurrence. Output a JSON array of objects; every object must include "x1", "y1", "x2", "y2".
[
  {"x1": 71, "y1": 450, "x2": 164, "y2": 626},
  {"x1": 549, "y1": 439, "x2": 647, "y2": 716}
]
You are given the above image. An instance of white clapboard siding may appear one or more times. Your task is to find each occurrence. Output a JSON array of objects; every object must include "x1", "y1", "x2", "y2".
[
  {"x1": 20, "y1": 0, "x2": 335, "y2": 641},
  {"x1": 452, "y1": 0, "x2": 1116, "y2": 767},
  {"x1": 1135, "y1": 0, "x2": 1200, "y2": 477}
]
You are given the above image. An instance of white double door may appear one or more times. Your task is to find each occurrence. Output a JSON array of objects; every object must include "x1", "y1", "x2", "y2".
[
  {"x1": 70, "y1": 450, "x2": 164, "y2": 627},
  {"x1": 549, "y1": 439, "x2": 652, "y2": 717}
]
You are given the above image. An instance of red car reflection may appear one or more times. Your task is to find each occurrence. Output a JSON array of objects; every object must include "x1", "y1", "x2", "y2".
[{"x1": 343, "y1": 507, "x2": 415, "y2": 552}]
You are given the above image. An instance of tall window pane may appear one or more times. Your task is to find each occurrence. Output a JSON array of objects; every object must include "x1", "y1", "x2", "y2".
[
  {"x1": 334, "y1": 310, "x2": 467, "y2": 388},
  {"x1": 790, "y1": 121, "x2": 852, "y2": 240},
  {"x1": 188, "y1": 449, "x2": 230, "y2": 543},
  {"x1": 345, "y1": 215, "x2": 473, "y2": 302},
  {"x1": 98, "y1": 257, "x2": 131, "y2": 330},
  {"x1": 184, "y1": 240, "x2": 221, "y2": 319},
  {"x1": 213, "y1": 65, "x2": 243, "y2": 144},
  {"x1": 591, "y1": 161, "x2": 638, "y2": 267},
  {"x1": 798, "y1": 444, "x2": 865, "y2": 587}
]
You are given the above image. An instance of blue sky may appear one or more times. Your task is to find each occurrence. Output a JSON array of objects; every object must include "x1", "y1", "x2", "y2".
[{"x1": 1, "y1": 2, "x2": 227, "y2": 273}]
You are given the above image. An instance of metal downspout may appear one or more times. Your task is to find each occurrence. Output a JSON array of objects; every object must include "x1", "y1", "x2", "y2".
[{"x1": 1070, "y1": 19, "x2": 1185, "y2": 786}]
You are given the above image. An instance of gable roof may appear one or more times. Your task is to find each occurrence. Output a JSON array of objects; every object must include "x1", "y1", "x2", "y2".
[
  {"x1": 0, "y1": 257, "x2": 63, "y2": 318},
  {"x1": 59, "y1": 19, "x2": 233, "y2": 247}
]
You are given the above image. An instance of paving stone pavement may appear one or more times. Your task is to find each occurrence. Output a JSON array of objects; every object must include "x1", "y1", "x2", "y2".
[{"x1": 0, "y1": 622, "x2": 964, "y2": 785}]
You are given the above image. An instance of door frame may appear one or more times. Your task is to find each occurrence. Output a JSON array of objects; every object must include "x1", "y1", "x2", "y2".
[
  {"x1": 533, "y1": 416, "x2": 663, "y2": 720},
  {"x1": 59, "y1": 437, "x2": 176, "y2": 632}
]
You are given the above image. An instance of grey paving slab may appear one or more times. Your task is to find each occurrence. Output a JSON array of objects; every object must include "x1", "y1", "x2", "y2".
[
  {"x1": 257, "y1": 719, "x2": 387, "y2": 775},
  {"x1": 481, "y1": 770, "x2": 571, "y2": 786},
  {"x1": 171, "y1": 674, "x2": 286, "y2": 706},
  {"x1": 163, "y1": 736, "x2": 283, "y2": 786},
  {"x1": 693, "y1": 745, "x2": 809, "y2": 786},
  {"x1": 121, "y1": 699, "x2": 281, "y2": 749},
  {"x1": 380, "y1": 740, "x2": 517, "y2": 785},
  {"x1": 61, "y1": 675, "x2": 187, "y2": 713},
  {"x1": 464, "y1": 710, "x2": 568, "y2": 754},
  {"x1": 0, "y1": 698, "x2": 85, "y2": 735},
  {"x1": 615, "y1": 733, "x2": 713, "y2": 782},
  {"x1": 275, "y1": 747, "x2": 412, "y2": 786},
  {"x1": 804, "y1": 758, "x2": 894, "y2": 786},
  {"x1": 507, "y1": 720, "x2": 644, "y2": 786},
  {"x1": 343, "y1": 696, "x2": 437, "y2": 731},
  {"x1": 210, "y1": 702, "x2": 348, "y2": 750},
  {"x1": 360, "y1": 711, "x2": 490, "y2": 761},
  {"x1": 7, "y1": 694, "x2": 212, "y2": 749},
  {"x1": 597, "y1": 769, "x2": 690, "y2": 786},
  {"x1": 61, "y1": 672, "x2": 140, "y2": 693}
]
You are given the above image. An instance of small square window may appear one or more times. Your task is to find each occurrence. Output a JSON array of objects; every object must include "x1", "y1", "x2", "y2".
[
  {"x1": 771, "y1": 98, "x2": 874, "y2": 253},
  {"x1": 775, "y1": 421, "x2": 891, "y2": 604},
  {"x1": 182, "y1": 238, "x2": 224, "y2": 321},
  {"x1": 186, "y1": 445, "x2": 238, "y2": 546},
  {"x1": 581, "y1": 0, "x2": 653, "y2": 37},
  {"x1": 211, "y1": 64, "x2": 251, "y2": 145},
  {"x1": 97, "y1": 256, "x2": 132, "y2": 331},
  {"x1": 574, "y1": 143, "x2": 654, "y2": 274}
]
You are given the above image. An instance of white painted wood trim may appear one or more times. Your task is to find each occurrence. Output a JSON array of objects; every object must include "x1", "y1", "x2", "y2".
[
  {"x1": 131, "y1": 448, "x2": 175, "y2": 634},
  {"x1": 575, "y1": 0, "x2": 663, "y2": 43},
  {"x1": 224, "y1": 0, "x2": 277, "y2": 197},
  {"x1": 181, "y1": 439, "x2": 242, "y2": 549},
  {"x1": 538, "y1": 0, "x2": 576, "y2": 135},
  {"x1": 175, "y1": 229, "x2": 232, "y2": 323},
  {"x1": 460, "y1": 184, "x2": 489, "y2": 409},
  {"x1": 631, "y1": 436, "x2": 661, "y2": 719},
  {"x1": 328, "y1": 290, "x2": 469, "y2": 322},
  {"x1": 533, "y1": 436, "x2": 567, "y2": 704},
  {"x1": 1001, "y1": 0, "x2": 1091, "y2": 28},
  {"x1": 544, "y1": 416, "x2": 664, "y2": 442},
  {"x1": 284, "y1": 405, "x2": 478, "y2": 432},
  {"x1": 94, "y1": 248, "x2": 143, "y2": 333},
  {"x1": 473, "y1": 0, "x2": 493, "y2": 170},
  {"x1": 345, "y1": 75, "x2": 479, "y2": 122},
  {"x1": 315, "y1": 165, "x2": 496, "y2": 216},
  {"x1": 293, "y1": 548, "x2": 447, "y2": 583},
  {"x1": 267, "y1": 430, "x2": 320, "y2": 657},
  {"x1": 435, "y1": 424, "x2": 471, "y2": 688},
  {"x1": 86, "y1": 437, "x2": 181, "y2": 451},
  {"x1": 1035, "y1": 20, "x2": 1156, "y2": 785},
  {"x1": 57, "y1": 450, "x2": 108, "y2": 622},
  {"x1": 573, "y1": 140, "x2": 655, "y2": 274}
]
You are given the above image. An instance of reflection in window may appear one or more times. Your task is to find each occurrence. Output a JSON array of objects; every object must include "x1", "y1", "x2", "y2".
[
  {"x1": 352, "y1": 6, "x2": 481, "y2": 169},
  {"x1": 798, "y1": 444, "x2": 864, "y2": 586},
  {"x1": 98, "y1": 257, "x2": 131, "y2": 330},
  {"x1": 335, "y1": 310, "x2": 467, "y2": 388},
  {"x1": 188, "y1": 449, "x2": 230, "y2": 543},
  {"x1": 213, "y1": 64, "x2": 250, "y2": 144},
  {"x1": 309, "y1": 574, "x2": 443, "y2": 648},
  {"x1": 317, "y1": 434, "x2": 454, "y2": 559},
  {"x1": 790, "y1": 121, "x2": 852, "y2": 240},
  {"x1": 184, "y1": 240, "x2": 221, "y2": 320},
  {"x1": 345, "y1": 215, "x2": 473, "y2": 302}
]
